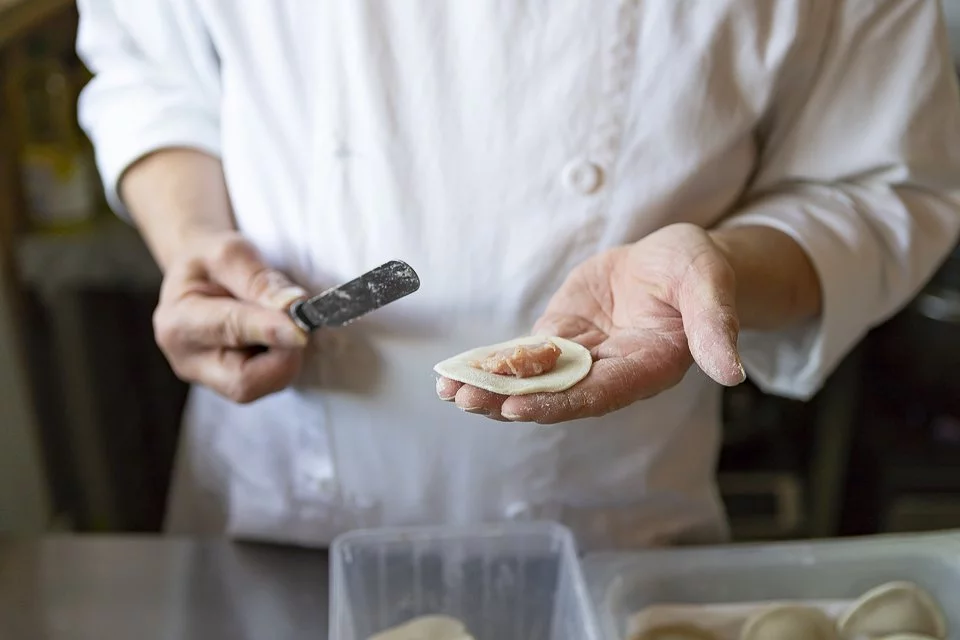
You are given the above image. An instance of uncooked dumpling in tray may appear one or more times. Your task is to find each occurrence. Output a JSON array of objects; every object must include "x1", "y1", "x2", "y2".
[
  {"x1": 741, "y1": 605, "x2": 837, "y2": 640},
  {"x1": 631, "y1": 623, "x2": 719, "y2": 639},
  {"x1": 367, "y1": 615, "x2": 474, "y2": 640},
  {"x1": 838, "y1": 582, "x2": 946, "y2": 640},
  {"x1": 434, "y1": 336, "x2": 592, "y2": 395}
]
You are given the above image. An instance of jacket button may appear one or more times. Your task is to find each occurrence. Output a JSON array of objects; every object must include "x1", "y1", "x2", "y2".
[{"x1": 562, "y1": 159, "x2": 603, "y2": 195}]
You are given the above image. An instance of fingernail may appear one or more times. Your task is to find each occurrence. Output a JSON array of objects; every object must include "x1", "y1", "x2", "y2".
[
  {"x1": 273, "y1": 286, "x2": 309, "y2": 309},
  {"x1": 502, "y1": 412, "x2": 522, "y2": 422},
  {"x1": 435, "y1": 378, "x2": 457, "y2": 401},
  {"x1": 460, "y1": 406, "x2": 489, "y2": 415}
]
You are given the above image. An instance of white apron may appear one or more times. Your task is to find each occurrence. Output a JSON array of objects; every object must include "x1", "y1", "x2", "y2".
[{"x1": 76, "y1": 0, "x2": 960, "y2": 550}]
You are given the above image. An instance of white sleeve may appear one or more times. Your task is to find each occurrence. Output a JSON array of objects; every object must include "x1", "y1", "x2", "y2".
[
  {"x1": 76, "y1": 0, "x2": 221, "y2": 217},
  {"x1": 721, "y1": 0, "x2": 960, "y2": 401}
]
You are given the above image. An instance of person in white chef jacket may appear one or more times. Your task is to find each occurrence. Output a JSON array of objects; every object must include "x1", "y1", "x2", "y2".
[{"x1": 76, "y1": 0, "x2": 960, "y2": 551}]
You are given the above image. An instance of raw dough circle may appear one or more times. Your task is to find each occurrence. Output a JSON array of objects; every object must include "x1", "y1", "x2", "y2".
[
  {"x1": 631, "y1": 623, "x2": 719, "y2": 640},
  {"x1": 741, "y1": 605, "x2": 838, "y2": 640},
  {"x1": 368, "y1": 615, "x2": 474, "y2": 640},
  {"x1": 838, "y1": 582, "x2": 946, "y2": 640},
  {"x1": 433, "y1": 336, "x2": 593, "y2": 395}
]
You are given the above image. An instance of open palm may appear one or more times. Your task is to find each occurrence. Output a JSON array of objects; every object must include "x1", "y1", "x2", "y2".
[{"x1": 436, "y1": 223, "x2": 746, "y2": 423}]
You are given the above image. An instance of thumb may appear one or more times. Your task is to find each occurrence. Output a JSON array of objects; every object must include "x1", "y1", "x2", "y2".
[
  {"x1": 166, "y1": 296, "x2": 308, "y2": 349},
  {"x1": 208, "y1": 236, "x2": 307, "y2": 310},
  {"x1": 676, "y1": 257, "x2": 746, "y2": 386}
]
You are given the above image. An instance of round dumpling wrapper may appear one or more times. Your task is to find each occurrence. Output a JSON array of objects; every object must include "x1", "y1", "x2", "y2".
[
  {"x1": 742, "y1": 605, "x2": 838, "y2": 640},
  {"x1": 433, "y1": 336, "x2": 592, "y2": 395},
  {"x1": 368, "y1": 615, "x2": 473, "y2": 640},
  {"x1": 838, "y1": 582, "x2": 946, "y2": 639},
  {"x1": 631, "y1": 623, "x2": 719, "y2": 640}
]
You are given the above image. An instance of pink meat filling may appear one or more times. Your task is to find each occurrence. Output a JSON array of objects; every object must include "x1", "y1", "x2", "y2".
[{"x1": 470, "y1": 340, "x2": 563, "y2": 378}]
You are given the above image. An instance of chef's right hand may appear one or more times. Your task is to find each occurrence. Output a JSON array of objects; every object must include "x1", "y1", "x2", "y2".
[{"x1": 152, "y1": 232, "x2": 310, "y2": 403}]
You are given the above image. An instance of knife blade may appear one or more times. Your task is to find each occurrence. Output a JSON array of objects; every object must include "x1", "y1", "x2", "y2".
[{"x1": 287, "y1": 260, "x2": 421, "y2": 332}]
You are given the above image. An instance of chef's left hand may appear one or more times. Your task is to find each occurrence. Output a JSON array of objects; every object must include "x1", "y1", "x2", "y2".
[{"x1": 437, "y1": 223, "x2": 746, "y2": 423}]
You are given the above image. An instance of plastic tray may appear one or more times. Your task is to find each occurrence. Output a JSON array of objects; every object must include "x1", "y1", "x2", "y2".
[
  {"x1": 330, "y1": 521, "x2": 602, "y2": 640},
  {"x1": 581, "y1": 530, "x2": 960, "y2": 640}
]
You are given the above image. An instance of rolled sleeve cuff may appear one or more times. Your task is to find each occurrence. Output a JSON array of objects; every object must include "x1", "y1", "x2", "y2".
[
  {"x1": 92, "y1": 108, "x2": 221, "y2": 219},
  {"x1": 717, "y1": 193, "x2": 872, "y2": 401}
]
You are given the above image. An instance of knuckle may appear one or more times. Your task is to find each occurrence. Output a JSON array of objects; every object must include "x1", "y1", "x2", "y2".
[
  {"x1": 246, "y1": 266, "x2": 286, "y2": 300},
  {"x1": 157, "y1": 264, "x2": 189, "y2": 300},
  {"x1": 692, "y1": 247, "x2": 734, "y2": 286},
  {"x1": 158, "y1": 259, "x2": 211, "y2": 305},
  {"x1": 168, "y1": 360, "x2": 196, "y2": 384},
  {"x1": 225, "y1": 376, "x2": 258, "y2": 404},
  {"x1": 210, "y1": 235, "x2": 253, "y2": 271},
  {"x1": 152, "y1": 313, "x2": 195, "y2": 380},
  {"x1": 152, "y1": 306, "x2": 180, "y2": 349}
]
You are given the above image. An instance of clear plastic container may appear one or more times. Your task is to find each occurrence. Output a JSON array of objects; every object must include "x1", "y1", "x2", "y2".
[
  {"x1": 581, "y1": 530, "x2": 960, "y2": 640},
  {"x1": 330, "y1": 521, "x2": 602, "y2": 640}
]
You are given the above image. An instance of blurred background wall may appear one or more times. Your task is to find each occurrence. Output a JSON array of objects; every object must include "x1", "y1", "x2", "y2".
[
  {"x1": 945, "y1": 0, "x2": 960, "y2": 48},
  {"x1": 0, "y1": 254, "x2": 48, "y2": 532}
]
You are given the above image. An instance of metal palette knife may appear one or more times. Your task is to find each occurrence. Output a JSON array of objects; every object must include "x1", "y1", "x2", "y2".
[{"x1": 288, "y1": 260, "x2": 421, "y2": 332}]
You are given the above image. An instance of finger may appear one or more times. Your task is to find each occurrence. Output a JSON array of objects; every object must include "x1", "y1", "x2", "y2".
[
  {"x1": 202, "y1": 348, "x2": 303, "y2": 404},
  {"x1": 436, "y1": 377, "x2": 463, "y2": 401},
  {"x1": 207, "y1": 236, "x2": 307, "y2": 309},
  {"x1": 686, "y1": 310, "x2": 744, "y2": 386},
  {"x1": 156, "y1": 297, "x2": 308, "y2": 350},
  {"x1": 677, "y1": 252, "x2": 745, "y2": 386},
  {"x1": 500, "y1": 358, "x2": 633, "y2": 423},
  {"x1": 455, "y1": 384, "x2": 508, "y2": 418},
  {"x1": 500, "y1": 349, "x2": 689, "y2": 424}
]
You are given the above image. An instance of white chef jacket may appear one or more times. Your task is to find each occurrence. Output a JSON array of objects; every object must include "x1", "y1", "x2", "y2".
[{"x1": 76, "y1": 0, "x2": 960, "y2": 551}]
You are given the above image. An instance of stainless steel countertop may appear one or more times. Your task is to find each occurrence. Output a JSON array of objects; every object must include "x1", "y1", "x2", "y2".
[{"x1": 0, "y1": 536, "x2": 329, "y2": 640}]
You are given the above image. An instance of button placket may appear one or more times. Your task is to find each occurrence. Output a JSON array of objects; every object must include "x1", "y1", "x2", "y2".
[{"x1": 560, "y1": 0, "x2": 640, "y2": 199}]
